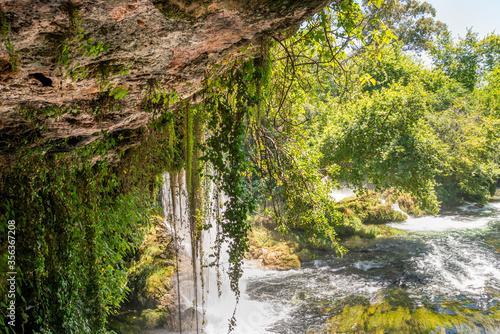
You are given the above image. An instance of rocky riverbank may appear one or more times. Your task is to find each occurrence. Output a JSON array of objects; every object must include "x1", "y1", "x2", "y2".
[{"x1": 245, "y1": 190, "x2": 416, "y2": 270}]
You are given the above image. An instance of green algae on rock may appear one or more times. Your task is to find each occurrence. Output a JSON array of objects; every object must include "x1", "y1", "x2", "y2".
[{"x1": 324, "y1": 289, "x2": 500, "y2": 334}]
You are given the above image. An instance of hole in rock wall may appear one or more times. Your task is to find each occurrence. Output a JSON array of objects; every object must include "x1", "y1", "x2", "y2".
[{"x1": 29, "y1": 73, "x2": 53, "y2": 86}]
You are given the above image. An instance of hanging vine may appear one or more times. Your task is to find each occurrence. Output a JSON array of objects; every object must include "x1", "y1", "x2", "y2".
[{"x1": 201, "y1": 57, "x2": 261, "y2": 311}]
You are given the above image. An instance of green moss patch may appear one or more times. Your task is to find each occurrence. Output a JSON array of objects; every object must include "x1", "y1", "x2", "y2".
[
  {"x1": 247, "y1": 218, "x2": 311, "y2": 269},
  {"x1": 382, "y1": 189, "x2": 426, "y2": 217},
  {"x1": 336, "y1": 191, "x2": 407, "y2": 224},
  {"x1": 126, "y1": 218, "x2": 176, "y2": 309},
  {"x1": 249, "y1": 240, "x2": 301, "y2": 270},
  {"x1": 324, "y1": 289, "x2": 500, "y2": 334},
  {"x1": 107, "y1": 308, "x2": 170, "y2": 333}
]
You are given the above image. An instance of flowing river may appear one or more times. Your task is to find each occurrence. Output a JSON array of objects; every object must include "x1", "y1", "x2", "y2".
[
  {"x1": 149, "y1": 197, "x2": 500, "y2": 334},
  {"x1": 200, "y1": 199, "x2": 500, "y2": 333}
]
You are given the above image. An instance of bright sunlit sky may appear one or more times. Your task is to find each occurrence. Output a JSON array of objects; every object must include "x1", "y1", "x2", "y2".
[{"x1": 427, "y1": 0, "x2": 500, "y2": 38}]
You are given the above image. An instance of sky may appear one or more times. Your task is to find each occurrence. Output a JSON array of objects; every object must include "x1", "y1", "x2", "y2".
[{"x1": 427, "y1": 0, "x2": 500, "y2": 38}]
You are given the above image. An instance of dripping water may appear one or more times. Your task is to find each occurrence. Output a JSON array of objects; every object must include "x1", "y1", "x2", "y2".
[{"x1": 160, "y1": 171, "x2": 281, "y2": 333}]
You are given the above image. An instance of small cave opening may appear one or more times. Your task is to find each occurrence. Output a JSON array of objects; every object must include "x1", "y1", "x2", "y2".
[{"x1": 29, "y1": 73, "x2": 53, "y2": 87}]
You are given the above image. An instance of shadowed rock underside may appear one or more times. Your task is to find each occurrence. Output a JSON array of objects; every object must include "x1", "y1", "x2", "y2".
[{"x1": 0, "y1": 0, "x2": 329, "y2": 166}]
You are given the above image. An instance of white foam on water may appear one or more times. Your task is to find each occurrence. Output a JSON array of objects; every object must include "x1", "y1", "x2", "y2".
[
  {"x1": 386, "y1": 198, "x2": 500, "y2": 296},
  {"x1": 388, "y1": 214, "x2": 492, "y2": 232},
  {"x1": 203, "y1": 271, "x2": 283, "y2": 334},
  {"x1": 459, "y1": 199, "x2": 500, "y2": 212},
  {"x1": 414, "y1": 233, "x2": 500, "y2": 295},
  {"x1": 329, "y1": 187, "x2": 355, "y2": 201},
  {"x1": 388, "y1": 197, "x2": 500, "y2": 232},
  {"x1": 353, "y1": 260, "x2": 385, "y2": 271},
  {"x1": 313, "y1": 260, "x2": 329, "y2": 270},
  {"x1": 203, "y1": 263, "x2": 290, "y2": 334},
  {"x1": 364, "y1": 286, "x2": 381, "y2": 294},
  {"x1": 489, "y1": 200, "x2": 500, "y2": 209}
]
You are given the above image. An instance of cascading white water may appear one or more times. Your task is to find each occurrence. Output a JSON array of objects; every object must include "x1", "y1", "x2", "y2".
[
  {"x1": 391, "y1": 202, "x2": 409, "y2": 219},
  {"x1": 161, "y1": 171, "x2": 199, "y2": 329},
  {"x1": 162, "y1": 170, "x2": 225, "y2": 330},
  {"x1": 161, "y1": 171, "x2": 278, "y2": 333},
  {"x1": 329, "y1": 186, "x2": 355, "y2": 202}
]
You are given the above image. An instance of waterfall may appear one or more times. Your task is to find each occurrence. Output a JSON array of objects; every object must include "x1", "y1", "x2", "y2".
[
  {"x1": 161, "y1": 171, "x2": 196, "y2": 330},
  {"x1": 391, "y1": 202, "x2": 410, "y2": 220},
  {"x1": 329, "y1": 186, "x2": 355, "y2": 202},
  {"x1": 161, "y1": 170, "x2": 238, "y2": 332},
  {"x1": 328, "y1": 182, "x2": 375, "y2": 202}
]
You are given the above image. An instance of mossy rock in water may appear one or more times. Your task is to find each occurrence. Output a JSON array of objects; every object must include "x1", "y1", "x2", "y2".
[
  {"x1": 334, "y1": 217, "x2": 380, "y2": 239},
  {"x1": 382, "y1": 189, "x2": 425, "y2": 217},
  {"x1": 247, "y1": 223, "x2": 279, "y2": 249},
  {"x1": 247, "y1": 218, "x2": 319, "y2": 267},
  {"x1": 295, "y1": 248, "x2": 314, "y2": 262},
  {"x1": 336, "y1": 192, "x2": 407, "y2": 224},
  {"x1": 362, "y1": 203, "x2": 407, "y2": 224},
  {"x1": 260, "y1": 242, "x2": 301, "y2": 270},
  {"x1": 324, "y1": 290, "x2": 500, "y2": 333}
]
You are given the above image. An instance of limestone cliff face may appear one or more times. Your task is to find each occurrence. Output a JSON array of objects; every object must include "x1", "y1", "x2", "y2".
[{"x1": 0, "y1": 0, "x2": 328, "y2": 161}]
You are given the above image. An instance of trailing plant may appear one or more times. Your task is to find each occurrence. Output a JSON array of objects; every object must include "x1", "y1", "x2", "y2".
[
  {"x1": 240, "y1": 1, "x2": 395, "y2": 255},
  {"x1": 201, "y1": 59, "x2": 258, "y2": 307},
  {"x1": 0, "y1": 11, "x2": 20, "y2": 71}
]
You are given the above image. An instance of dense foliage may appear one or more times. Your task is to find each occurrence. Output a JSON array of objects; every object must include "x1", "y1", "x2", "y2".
[
  {"x1": 256, "y1": 2, "x2": 500, "y2": 212},
  {"x1": 0, "y1": 131, "x2": 171, "y2": 333}
]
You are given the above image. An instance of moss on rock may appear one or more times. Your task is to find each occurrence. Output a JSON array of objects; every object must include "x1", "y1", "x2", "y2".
[
  {"x1": 109, "y1": 217, "x2": 176, "y2": 333},
  {"x1": 336, "y1": 191, "x2": 407, "y2": 224},
  {"x1": 246, "y1": 219, "x2": 306, "y2": 269},
  {"x1": 127, "y1": 217, "x2": 176, "y2": 309},
  {"x1": 325, "y1": 289, "x2": 500, "y2": 334},
  {"x1": 249, "y1": 241, "x2": 301, "y2": 270},
  {"x1": 381, "y1": 189, "x2": 426, "y2": 217},
  {"x1": 295, "y1": 248, "x2": 313, "y2": 262}
]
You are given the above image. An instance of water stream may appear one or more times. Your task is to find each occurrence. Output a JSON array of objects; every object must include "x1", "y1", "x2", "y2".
[
  {"x1": 157, "y1": 178, "x2": 500, "y2": 333},
  {"x1": 235, "y1": 200, "x2": 500, "y2": 333}
]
